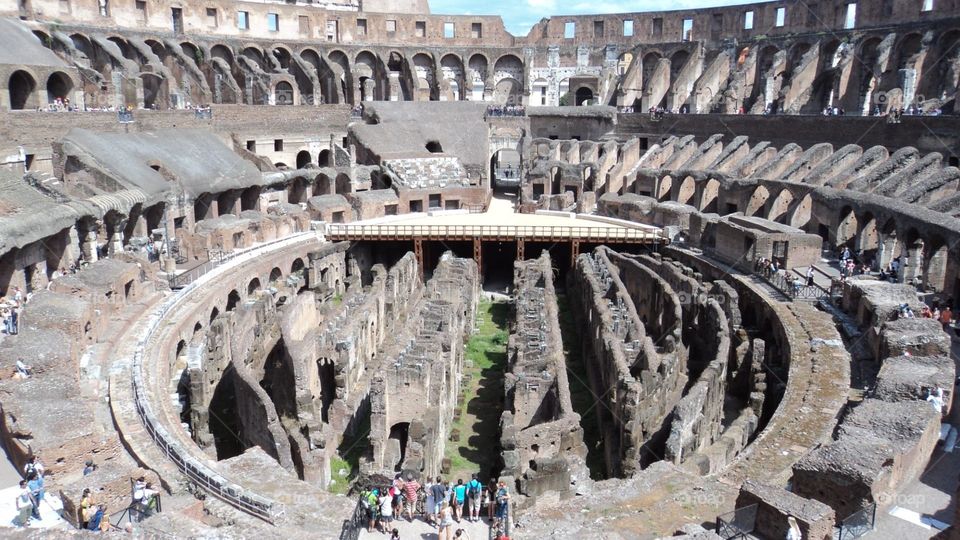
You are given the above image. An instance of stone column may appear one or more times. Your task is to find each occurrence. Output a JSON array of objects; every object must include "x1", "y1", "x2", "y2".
[
  {"x1": 82, "y1": 223, "x2": 99, "y2": 263},
  {"x1": 107, "y1": 216, "x2": 125, "y2": 256}
]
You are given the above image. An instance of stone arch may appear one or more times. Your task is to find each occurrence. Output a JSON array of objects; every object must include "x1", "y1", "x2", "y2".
[
  {"x1": 744, "y1": 185, "x2": 770, "y2": 217},
  {"x1": 878, "y1": 218, "x2": 900, "y2": 270},
  {"x1": 789, "y1": 194, "x2": 813, "y2": 229},
  {"x1": 700, "y1": 178, "x2": 720, "y2": 213},
  {"x1": 493, "y1": 54, "x2": 523, "y2": 105},
  {"x1": 921, "y1": 235, "x2": 949, "y2": 292},
  {"x1": 354, "y1": 50, "x2": 384, "y2": 102},
  {"x1": 335, "y1": 173, "x2": 352, "y2": 194},
  {"x1": 675, "y1": 176, "x2": 696, "y2": 205},
  {"x1": 210, "y1": 44, "x2": 234, "y2": 64},
  {"x1": 291, "y1": 258, "x2": 305, "y2": 274},
  {"x1": 46, "y1": 71, "x2": 73, "y2": 103},
  {"x1": 439, "y1": 53, "x2": 464, "y2": 101},
  {"x1": 767, "y1": 189, "x2": 794, "y2": 224},
  {"x1": 209, "y1": 305, "x2": 220, "y2": 323},
  {"x1": 856, "y1": 212, "x2": 879, "y2": 255},
  {"x1": 318, "y1": 150, "x2": 331, "y2": 167},
  {"x1": 895, "y1": 33, "x2": 924, "y2": 71},
  {"x1": 241, "y1": 46, "x2": 267, "y2": 70},
  {"x1": 315, "y1": 172, "x2": 332, "y2": 195},
  {"x1": 8, "y1": 70, "x2": 37, "y2": 110},
  {"x1": 225, "y1": 289, "x2": 240, "y2": 312},
  {"x1": 468, "y1": 53, "x2": 488, "y2": 100},
  {"x1": 657, "y1": 174, "x2": 673, "y2": 202},
  {"x1": 836, "y1": 206, "x2": 859, "y2": 247},
  {"x1": 296, "y1": 151, "x2": 311, "y2": 169},
  {"x1": 274, "y1": 81, "x2": 294, "y2": 105},
  {"x1": 575, "y1": 86, "x2": 594, "y2": 106},
  {"x1": 247, "y1": 277, "x2": 261, "y2": 296},
  {"x1": 270, "y1": 267, "x2": 283, "y2": 283},
  {"x1": 271, "y1": 45, "x2": 293, "y2": 70},
  {"x1": 288, "y1": 176, "x2": 308, "y2": 204},
  {"x1": 412, "y1": 52, "x2": 437, "y2": 100}
]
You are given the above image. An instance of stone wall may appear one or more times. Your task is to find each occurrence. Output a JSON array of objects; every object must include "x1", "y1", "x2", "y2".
[
  {"x1": 501, "y1": 252, "x2": 588, "y2": 509},
  {"x1": 367, "y1": 252, "x2": 479, "y2": 478}
]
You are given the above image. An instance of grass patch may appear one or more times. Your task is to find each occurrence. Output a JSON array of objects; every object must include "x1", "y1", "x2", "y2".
[
  {"x1": 444, "y1": 299, "x2": 510, "y2": 482},
  {"x1": 556, "y1": 293, "x2": 607, "y2": 479},
  {"x1": 328, "y1": 407, "x2": 371, "y2": 494}
]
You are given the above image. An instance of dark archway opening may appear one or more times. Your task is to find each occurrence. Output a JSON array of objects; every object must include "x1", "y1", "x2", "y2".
[
  {"x1": 225, "y1": 289, "x2": 240, "y2": 311},
  {"x1": 9, "y1": 70, "x2": 36, "y2": 110},
  {"x1": 575, "y1": 87, "x2": 594, "y2": 106},
  {"x1": 46, "y1": 72, "x2": 72, "y2": 103},
  {"x1": 318, "y1": 149, "x2": 331, "y2": 167},
  {"x1": 426, "y1": 140, "x2": 443, "y2": 153},
  {"x1": 260, "y1": 339, "x2": 297, "y2": 421},
  {"x1": 388, "y1": 422, "x2": 410, "y2": 472},
  {"x1": 296, "y1": 151, "x2": 311, "y2": 169},
  {"x1": 318, "y1": 359, "x2": 336, "y2": 423}
]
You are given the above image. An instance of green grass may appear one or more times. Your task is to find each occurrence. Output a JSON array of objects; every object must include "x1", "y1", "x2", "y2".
[
  {"x1": 556, "y1": 293, "x2": 607, "y2": 479},
  {"x1": 444, "y1": 299, "x2": 510, "y2": 482},
  {"x1": 328, "y1": 407, "x2": 371, "y2": 494}
]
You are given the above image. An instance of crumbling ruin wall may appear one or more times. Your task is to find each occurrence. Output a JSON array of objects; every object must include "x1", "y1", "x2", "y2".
[
  {"x1": 568, "y1": 247, "x2": 687, "y2": 476},
  {"x1": 367, "y1": 253, "x2": 479, "y2": 478},
  {"x1": 736, "y1": 480, "x2": 836, "y2": 540},
  {"x1": 501, "y1": 252, "x2": 588, "y2": 509},
  {"x1": 792, "y1": 279, "x2": 951, "y2": 522}
]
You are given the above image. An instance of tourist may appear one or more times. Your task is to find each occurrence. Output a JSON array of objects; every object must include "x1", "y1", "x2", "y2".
[
  {"x1": 80, "y1": 488, "x2": 96, "y2": 529},
  {"x1": 402, "y1": 473, "x2": 420, "y2": 521},
  {"x1": 806, "y1": 267, "x2": 815, "y2": 287},
  {"x1": 431, "y1": 477, "x2": 447, "y2": 525},
  {"x1": 24, "y1": 456, "x2": 44, "y2": 478},
  {"x1": 424, "y1": 476, "x2": 435, "y2": 525},
  {"x1": 467, "y1": 473, "x2": 483, "y2": 522},
  {"x1": 390, "y1": 528, "x2": 400, "y2": 540},
  {"x1": 453, "y1": 478, "x2": 467, "y2": 521},
  {"x1": 494, "y1": 481, "x2": 510, "y2": 522},
  {"x1": 132, "y1": 477, "x2": 159, "y2": 519},
  {"x1": 379, "y1": 487, "x2": 394, "y2": 531},
  {"x1": 15, "y1": 479, "x2": 34, "y2": 527},
  {"x1": 786, "y1": 515, "x2": 802, "y2": 539},
  {"x1": 438, "y1": 501, "x2": 454, "y2": 540},
  {"x1": 940, "y1": 306, "x2": 953, "y2": 330},
  {"x1": 392, "y1": 474, "x2": 405, "y2": 517},
  {"x1": 15, "y1": 359, "x2": 31, "y2": 379},
  {"x1": 454, "y1": 528, "x2": 471, "y2": 539},
  {"x1": 926, "y1": 386, "x2": 945, "y2": 414},
  {"x1": 83, "y1": 459, "x2": 98, "y2": 476},
  {"x1": 360, "y1": 488, "x2": 377, "y2": 532},
  {"x1": 27, "y1": 471, "x2": 44, "y2": 520}
]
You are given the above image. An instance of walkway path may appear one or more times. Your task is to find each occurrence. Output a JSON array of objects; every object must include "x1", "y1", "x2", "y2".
[
  {"x1": 358, "y1": 515, "x2": 491, "y2": 540},
  {"x1": 0, "y1": 485, "x2": 69, "y2": 530},
  {"x1": 864, "y1": 337, "x2": 960, "y2": 538}
]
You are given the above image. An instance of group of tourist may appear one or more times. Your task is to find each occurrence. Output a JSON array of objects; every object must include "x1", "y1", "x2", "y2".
[
  {"x1": 1, "y1": 286, "x2": 25, "y2": 338},
  {"x1": 484, "y1": 105, "x2": 525, "y2": 117},
  {"x1": 821, "y1": 106, "x2": 846, "y2": 116},
  {"x1": 14, "y1": 457, "x2": 46, "y2": 527},
  {"x1": 359, "y1": 472, "x2": 511, "y2": 539}
]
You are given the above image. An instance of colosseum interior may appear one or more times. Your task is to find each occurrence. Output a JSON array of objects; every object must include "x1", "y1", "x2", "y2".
[{"x1": 0, "y1": 0, "x2": 958, "y2": 537}]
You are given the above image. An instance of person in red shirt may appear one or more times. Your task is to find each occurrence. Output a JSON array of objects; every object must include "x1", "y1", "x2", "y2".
[{"x1": 402, "y1": 473, "x2": 420, "y2": 521}]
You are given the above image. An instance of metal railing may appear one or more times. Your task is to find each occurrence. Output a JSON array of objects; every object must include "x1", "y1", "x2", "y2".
[
  {"x1": 167, "y1": 249, "x2": 230, "y2": 289},
  {"x1": 835, "y1": 503, "x2": 876, "y2": 540},
  {"x1": 755, "y1": 269, "x2": 831, "y2": 301},
  {"x1": 338, "y1": 498, "x2": 366, "y2": 540},
  {"x1": 715, "y1": 504, "x2": 757, "y2": 539},
  {"x1": 325, "y1": 223, "x2": 665, "y2": 243},
  {"x1": 131, "y1": 234, "x2": 320, "y2": 524}
]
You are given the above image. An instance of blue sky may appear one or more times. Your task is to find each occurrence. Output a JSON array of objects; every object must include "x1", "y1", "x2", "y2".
[{"x1": 428, "y1": 0, "x2": 755, "y2": 36}]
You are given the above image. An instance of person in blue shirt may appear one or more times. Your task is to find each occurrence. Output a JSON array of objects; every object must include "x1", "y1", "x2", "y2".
[
  {"x1": 27, "y1": 471, "x2": 44, "y2": 521},
  {"x1": 466, "y1": 473, "x2": 483, "y2": 522},
  {"x1": 453, "y1": 479, "x2": 467, "y2": 521}
]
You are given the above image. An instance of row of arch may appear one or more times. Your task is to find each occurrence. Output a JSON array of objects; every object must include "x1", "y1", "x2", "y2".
[
  {"x1": 7, "y1": 69, "x2": 76, "y2": 110},
  {"x1": 35, "y1": 27, "x2": 530, "y2": 108},
  {"x1": 643, "y1": 173, "x2": 957, "y2": 294}
]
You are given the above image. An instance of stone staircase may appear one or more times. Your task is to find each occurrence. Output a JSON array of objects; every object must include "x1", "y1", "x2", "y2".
[{"x1": 383, "y1": 157, "x2": 468, "y2": 188}]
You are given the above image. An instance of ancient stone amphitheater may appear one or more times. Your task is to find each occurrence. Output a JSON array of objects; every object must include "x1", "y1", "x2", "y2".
[{"x1": 0, "y1": 0, "x2": 958, "y2": 538}]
